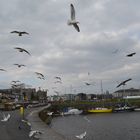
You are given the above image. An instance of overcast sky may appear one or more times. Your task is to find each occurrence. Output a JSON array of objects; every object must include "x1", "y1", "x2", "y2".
[{"x1": 0, "y1": 0, "x2": 140, "y2": 95}]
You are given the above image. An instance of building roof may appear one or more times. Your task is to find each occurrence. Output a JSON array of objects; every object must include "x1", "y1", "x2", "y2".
[{"x1": 114, "y1": 88, "x2": 140, "y2": 93}]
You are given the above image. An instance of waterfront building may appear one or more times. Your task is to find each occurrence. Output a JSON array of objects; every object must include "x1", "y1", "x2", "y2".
[
  {"x1": 36, "y1": 89, "x2": 48, "y2": 103},
  {"x1": 75, "y1": 93, "x2": 87, "y2": 101},
  {"x1": 113, "y1": 88, "x2": 140, "y2": 98}
]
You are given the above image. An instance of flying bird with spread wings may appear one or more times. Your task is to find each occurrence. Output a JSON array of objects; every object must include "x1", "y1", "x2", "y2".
[
  {"x1": 116, "y1": 78, "x2": 132, "y2": 88},
  {"x1": 55, "y1": 76, "x2": 61, "y2": 81},
  {"x1": 10, "y1": 31, "x2": 29, "y2": 36},
  {"x1": 126, "y1": 52, "x2": 136, "y2": 57},
  {"x1": 1, "y1": 113, "x2": 11, "y2": 122},
  {"x1": 11, "y1": 80, "x2": 20, "y2": 83},
  {"x1": 14, "y1": 47, "x2": 31, "y2": 55},
  {"x1": 37, "y1": 76, "x2": 45, "y2": 80},
  {"x1": 14, "y1": 64, "x2": 26, "y2": 68},
  {"x1": 21, "y1": 119, "x2": 31, "y2": 126},
  {"x1": 29, "y1": 130, "x2": 43, "y2": 137},
  {"x1": 85, "y1": 82, "x2": 91, "y2": 86},
  {"x1": 35, "y1": 72, "x2": 44, "y2": 77},
  {"x1": 67, "y1": 4, "x2": 80, "y2": 32},
  {"x1": 0, "y1": 68, "x2": 6, "y2": 72},
  {"x1": 35, "y1": 72, "x2": 45, "y2": 80},
  {"x1": 76, "y1": 131, "x2": 86, "y2": 139}
]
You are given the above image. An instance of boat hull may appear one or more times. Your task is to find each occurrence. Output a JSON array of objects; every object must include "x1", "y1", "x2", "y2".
[
  {"x1": 88, "y1": 109, "x2": 112, "y2": 113},
  {"x1": 113, "y1": 107, "x2": 135, "y2": 112}
]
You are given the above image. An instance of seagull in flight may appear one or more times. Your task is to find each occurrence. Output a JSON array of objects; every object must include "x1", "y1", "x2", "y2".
[
  {"x1": 35, "y1": 72, "x2": 44, "y2": 78},
  {"x1": 10, "y1": 31, "x2": 29, "y2": 36},
  {"x1": 55, "y1": 76, "x2": 61, "y2": 81},
  {"x1": 0, "y1": 68, "x2": 6, "y2": 72},
  {"x1": 85, "y1": 82, "x2": 91, "y2": 86},
  {"x1": 37, "y1": 76, "x2": 45, "y2": 80},
  {"x1": 47, "y1": 112, "x2": 54, "y2": 116},
  {"x1": 116, "y1": 78, "x2": 132, "y2": 88},
  {"x1": 14, "y1": 47, "x2": 31, "y2": 55},
  {"x1": 11, "y1": 80, "x2": 20, "y2": 83},
  {"x1": 76, "y1": 131, "x2": 86, "y2": 139},
  {"x1": 29, "y1": 130, "x2": 43, "y2": 137},
  {"x1": 14, "y1": 64, "x2": 26, "y2": 68},
  {"x1": 67, "y1": 4, "x2": 80, "y2": 32},
  {"x1": 21, "y1": 119, "x2": 31, "y2": 126},
  {"x1": 126, "y1": 52, "x2": 136, "y2": 57},
  {"x1": 1, "y1": 113, "x2": 11, "y2": 122}
]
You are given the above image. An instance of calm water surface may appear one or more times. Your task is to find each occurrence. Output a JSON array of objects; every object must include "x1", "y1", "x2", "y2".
[{"x1": 51, "y1": 112, "x2": 140, "y2": 140}]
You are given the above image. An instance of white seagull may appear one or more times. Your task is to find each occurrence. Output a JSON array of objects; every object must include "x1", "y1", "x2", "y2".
[
  {"x1": 76, "y1": 131, "x2": 86, "y2": 139},
  {"x1": 21, "y1": 119, "x2": 31, "y2": 126},
  {"x1": 67, "y1": 4, "x2": 80, "y2": 32},
  {"x1": 29, "y1": 130, "x2": 43, "y2": 137},
  {"x1": 1, "y1": 113, "x2": 11, "y2": 122},
  {"x1": 47, "y1": 112, "x2": 54, "y2": 116}
]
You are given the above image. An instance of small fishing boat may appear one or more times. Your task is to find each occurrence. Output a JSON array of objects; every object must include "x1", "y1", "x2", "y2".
[
  {"x1": 113, "y1": 104, "x2": 135, "y2": 112},
  {"x1": 88, "y1": 107, "x2": 112, "y2": 113}
]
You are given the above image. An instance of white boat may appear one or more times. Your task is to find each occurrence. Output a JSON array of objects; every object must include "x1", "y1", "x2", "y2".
[
  {"x1": 63, "y1": 109, "x2": 83, "y2": 115},
  {"x1": 134, "y1": 108, "x2": 140, "y2": 111}
]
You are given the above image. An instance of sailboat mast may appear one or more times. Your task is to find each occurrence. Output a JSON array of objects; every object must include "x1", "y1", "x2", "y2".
[{"x1": 101, "y1": 80, "x2": 103, "y2": 94}]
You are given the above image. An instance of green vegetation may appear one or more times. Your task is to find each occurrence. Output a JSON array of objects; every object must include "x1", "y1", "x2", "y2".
[
  {"x1": 38, "y1": 109, "x2": 52, "y2": 125},
  {"x1": 50, "y1": 99, "x2": 140, "y2": 111}
]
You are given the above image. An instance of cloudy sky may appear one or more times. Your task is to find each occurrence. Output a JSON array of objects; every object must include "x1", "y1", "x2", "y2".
[{"x1": 0, "y1": 0, "x2": 140, "y2": 95}]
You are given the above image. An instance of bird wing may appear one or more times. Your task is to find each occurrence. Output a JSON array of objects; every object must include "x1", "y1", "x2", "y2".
[
  {"x1": 29, "y1": 131, "x2": 35, "y2": 137},
  {"x1": 116, "y1": 78, "x2": 132, "y2": 88},
  {"x1": 14, "y1": 47, "x2": 21, "y2": 50},
  {"x1": 35, "y1": 72, "x2": 39, "y2": 75},
  {"x1": 7, "y1": 114, "x2": 10, "y2": 120},
  {"x1": 0, "y1": 69, "x2": 6, "y2": 71},
  {"x1": 85, "y1": 82, "x2": 90, "y2": 85},
  {"x1": 21, "y1": 32, "x2": 29, "y2": 35},
  {"x1": 11, "y1": 31, "x2": 20, "y2": 34},
  {"x1": 127, "y1": 53, "x2": 136, "y2": 57},
  {"x1": 55, "y1": 77, "x2": 61, "y2": 80},
  {"x1": 23, "y1": 49, "x2": 31, "y2": 55},
  {"x1": 73, "y1": 23, "x2": 80, "y2": 32},
  {"x1": 116, "y1": 82, "x2": 123, "y2": 88},
  {"x1": 21, "y1": 119, "x2": 27, "y2": 123},
  {"x1": 70, "y1": 4, "x2": 75, "y2": 20},
  {"x1": 11, "y1": 81, "x2": 16, "y2": 83},
  {"x1": 123, "y1": 78, "x2": 132, "y2": 84},
  {"x1": 38, "y1": 76, "x2": 45, "y2": 80},
  {"x1": 75, "y1": 135, "x2": 81, "y2": 139},
  {"x1": 27, "y1": 122, "x2": 31, "y2": 126},
  {"x1": 35, "y1": 72, "x2": 44, "y2": 77}
]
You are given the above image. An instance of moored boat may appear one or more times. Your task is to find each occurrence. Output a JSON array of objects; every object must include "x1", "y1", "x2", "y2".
[
  {"x1": 63, "y1": 108, "x2": 83, "y2": 115},
  {"x1": 134, "y1": 108, "x2": 140, "y2": 111},
  {"x1": 88, "y1": 107, "x2": 112, "y2": 113},
  {"x1": 113, "y1": 105, "x2": 135, "y2": 112}
]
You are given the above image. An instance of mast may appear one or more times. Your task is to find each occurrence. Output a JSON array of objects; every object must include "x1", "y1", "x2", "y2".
[{"x1": 101, "y1": 80, "x2": 103, "y2": 95}]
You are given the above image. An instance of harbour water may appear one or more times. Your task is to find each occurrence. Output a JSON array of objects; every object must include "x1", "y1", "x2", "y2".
[{"x1": 51, "y1": 112, "x2": 140, "y2": 140}]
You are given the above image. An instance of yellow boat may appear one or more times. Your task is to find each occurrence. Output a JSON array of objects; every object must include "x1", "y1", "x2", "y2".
[{"x1": 88, "y1": 107, "x2": 112, "y2": 113}]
